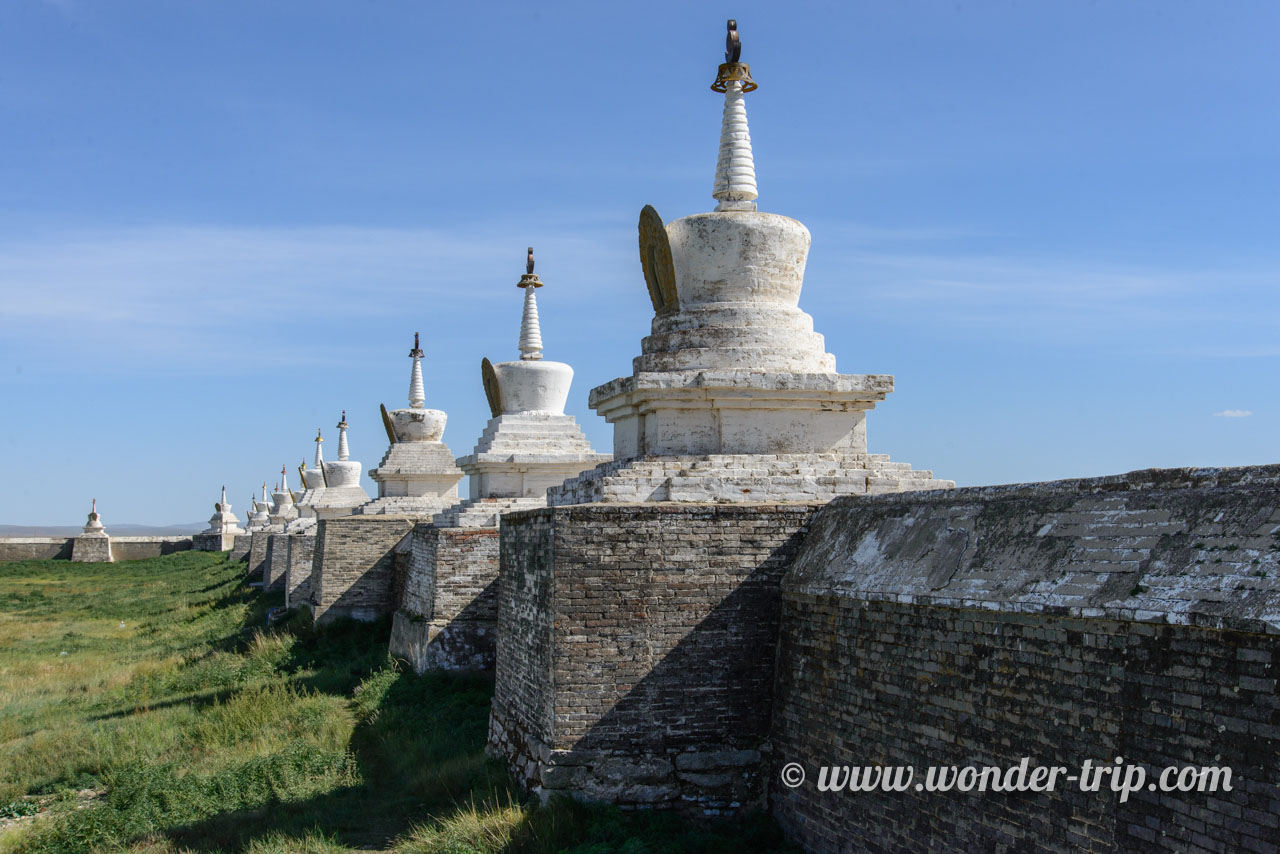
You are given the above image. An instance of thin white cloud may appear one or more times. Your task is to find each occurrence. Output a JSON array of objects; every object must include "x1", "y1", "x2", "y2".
[{"x1": 1213, "y1": 410, "x2": 1253, "y2": 418}]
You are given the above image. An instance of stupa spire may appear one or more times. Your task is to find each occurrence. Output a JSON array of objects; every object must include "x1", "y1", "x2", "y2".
[
  {"x1": 517, "y1": 247, "x2": 544, "y2": 361},
  {"x1": 314, "y1": 428, "x2": 324, "y2": 467},
  {"x1": 337, "y1": 410, "x2": 350, "y2": 461},
  {"x1": 711, "y1": 19, "x2": 758, "y2": 212},
  {"x1": 407, "y1": 333, "x2": 426, "y2": 409},
  {"x1": 220, "y1": 485, "x2": 227, "y2": 509},
  {"x1": 280, "y1": 464, "x2": 289, "y2": 493}
]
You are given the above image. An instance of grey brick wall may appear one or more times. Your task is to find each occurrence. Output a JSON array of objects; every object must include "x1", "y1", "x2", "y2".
[
  {"x1": 263, "y1": 534, "x2": 289, "y2": 592},
  {"x1": 285, "y1": 534, "x2": 315, "y2": 608},
  {"x1": 391, "y1": 524, "x2": 501, "y2": 673},
  {"x1": 311, "y1": 516, "x2": 413, "y2": 623},
  {"x1": 248, "y1": 531, "x2": 271, "y2": 579},
  {"x1": 488, "y1": 503, "x2": 817, "y2": 815},
  {"x1": 771, "y1": 464, "x2": 1280, "y2": 853}
]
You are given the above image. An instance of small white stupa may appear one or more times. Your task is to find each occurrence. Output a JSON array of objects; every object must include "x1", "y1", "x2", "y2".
[
  {"x1": 440, "y1": 249, "x2": 611, "y2": 526},
  {"x1": 550, "y1": 25, "x2": 951, "y2": 505},
  {"x1": 287, "y1": 430, "x2": 327, "y2": 533},
  {"x1": 268, "y1": 465, "x2": 298, "y2": 529},
  {"x1": 309, "y1": 411, "x2": 371, "y2": 518},
  {"x1": 356, "y1": 336, "x2": 463, "y2": 518},
  {"x1": 194, "y1": 486, "x2": 245, "y2": 550},
  {"x1": 203, "y1": 486, "x2": 244, "y2": 535},
  {"x1": 71, "y1": 498, "x2": 113, "y2": 562},
  {"x1": 245, "y1": 483, "x2": 272, "y2": 532}
]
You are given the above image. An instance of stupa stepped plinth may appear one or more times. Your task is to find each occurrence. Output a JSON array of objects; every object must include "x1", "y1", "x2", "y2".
[
  {"x1": 355, "y1": 335, "x2": 463, "y2": 519},
  {"x1": 547, "y1": 38, "x2": 950, "y2": 506},
  {"x1": 437, "y1": 250, "x2": 611, "y2": 527}
]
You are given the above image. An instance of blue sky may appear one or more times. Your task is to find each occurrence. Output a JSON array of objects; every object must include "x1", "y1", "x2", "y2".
[{"x1": 0, "y1": 0, "x2": 1276, "y2": 526}]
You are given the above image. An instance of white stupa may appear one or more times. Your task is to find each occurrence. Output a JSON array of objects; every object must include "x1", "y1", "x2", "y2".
[
  {"x1": 550, "y1": 29, "x2": 951, "y2": 505},
  {"x1": 268, "y1": 465, "x2": 298, "y2": 528},
  {"x1": 245, "y1": 484, "x2": 272, "y2": 532},
  {"x1": 355, "y1": 336, "x2": 463, "y2": 518},
  {"x1": 71, "y1": 498, "x2": 113, "y2": 562},
  {"x1": 203, "y1": 486, "x2": 244, "y2": 535},
  {"x1": 308, "y1": 411, "x2": 371, "y2": 518},
  {"x1": 438, "y1": 250, "x2": 610, "y2": 527}
]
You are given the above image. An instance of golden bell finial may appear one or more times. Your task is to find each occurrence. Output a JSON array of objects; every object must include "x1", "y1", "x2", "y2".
[{"x1": 711, "y1": 20, "x2": 757, "y2": 93}]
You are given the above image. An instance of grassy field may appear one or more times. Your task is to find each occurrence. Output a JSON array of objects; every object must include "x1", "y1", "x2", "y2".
[{"x1": 0, "y1": 552, "x2": 795, "y2": 853}]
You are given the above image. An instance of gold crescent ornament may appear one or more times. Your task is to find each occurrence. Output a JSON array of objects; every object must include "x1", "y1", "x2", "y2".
[
  {"x1": 481, "y1": 357, "x2": 502, "y2": 418},
  {"x1": 380, "y1": 403, "x2": 397, "y2": 445},
  {"x1": 638, "y1": 205, "x2": 678, "y2": 315}
]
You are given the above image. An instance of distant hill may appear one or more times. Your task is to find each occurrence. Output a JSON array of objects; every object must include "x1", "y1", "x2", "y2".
[{"x1": 0, "y1": 523, "x2": 206, "y2": 537}]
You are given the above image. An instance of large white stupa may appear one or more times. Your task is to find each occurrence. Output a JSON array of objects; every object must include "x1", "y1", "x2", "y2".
[
  {"x1": 437, "y1": 250, "x2": 610, "y2": 527},
  {"x1": 550, "y1": 38, "x2": 951, "y2": 505},
  {"x1": 355, "y1": 335, "x2": 463, "y2": 518}
]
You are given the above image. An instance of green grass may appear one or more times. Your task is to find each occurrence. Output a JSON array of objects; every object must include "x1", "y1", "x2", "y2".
[{"x1": 0, "y1": 553, "x2": 795, "y2": 853}]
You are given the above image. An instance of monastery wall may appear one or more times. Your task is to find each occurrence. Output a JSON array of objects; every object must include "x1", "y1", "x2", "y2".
[
  {"x1": 310, "y1": 516, "x2": 414, "y2": 624},
  {"x1": 0, "y1": 538, "x2": 74, "y2": 561},
  {"x1": 770, "y1": 465, "x2": 1280, "y2": 853},
  {"x1": 488, "y1": 503, "x2": 818, "y2": 814},
  {"x1": 0, "y1": 536, "x2": 192, "y2": 562},
  {"x1": 229, "y1": 534, "x2": 251, "y2": 563},
  {"x1": 390, "y1": 523, "x2": 501, "y2": 673},
  {"x1": 248, "y1": 531, "x2": 271, "y2": 579},
  {"x1": 284, "y1": 534, "x2": 315, "y2": 608},
  {"x1": 262, "y1": 534, "x2": 289, "y2": 592}
]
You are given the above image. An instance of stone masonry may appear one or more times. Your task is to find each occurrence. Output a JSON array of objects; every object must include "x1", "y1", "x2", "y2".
[
  {"x1": 262, "y1": 533, "x2": 290, "y2": 592},
  {"x1": 488, "y1": 503, "x2": 818, "y2": 814},
  {"x1": 309, "y1": 515, "x2": 414, "y2": 624},
  {"x1": 770, "y1": 464, "x2": 1280, "y2": 853},
  {"x1": 284, "y1": 534, "x2": 315, "y2": 609},
  {"x1": 390, "y1": 524, "x2": 501, "y2": 673}
]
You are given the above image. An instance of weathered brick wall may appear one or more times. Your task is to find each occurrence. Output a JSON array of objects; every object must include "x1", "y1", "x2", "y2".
[
  {"x1": 310, "y1": 516, "x2": 413, "y2": 624},
  {"x1": 229, "y1": 534, "x2": 250, "y2": 563},
  {"x1": 109, "y1": 538, "x2": 191, "y2": 560},
  {"x1": 248, "y1": 531, "x2": 271, "y2": 578},
  {"x1": 771, "y1": 465, "x2": 1280, "y2": 853},
  {"x1": 0, "y1": 538, "x2": 73, "y2": 561},
  {"x1": 391, "y1": 524, "x2": 500, "y2": 673},
  {"x1": 284, "y1": 534, "x2": 315, "y2": 608},
  {"x1": 488, "y1": 503, "x2": 817, "y2": 814},
  {"x1": 71, "y1": 536, "x2": 112, "y2": 562},
  {"x1": 262, "y1": 534, "x2": 289, "y2": 592}
]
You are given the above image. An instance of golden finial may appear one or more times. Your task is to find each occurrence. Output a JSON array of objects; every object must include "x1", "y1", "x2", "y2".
[{"x1": 711, "y1": 20, "x2": 757, "y2": 93}]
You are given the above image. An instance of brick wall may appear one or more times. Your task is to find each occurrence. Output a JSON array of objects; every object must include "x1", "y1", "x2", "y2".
[
  {"x1": 229, "y1": 534, "x2": 251, "y2": 563},
  {"x1": 285, "y1": 534, "x2": 315, "y2": 608},
  {"x1": 391, "y1": 524, "x2": 501, "y2": 673},
  {"x1": 263, "y1": 534, "x2": 289, "y2": 592},
  {"x1": 488, "y1": 503, "x2": 817, "y2": 814},
  {"x1": 248, "y1": 531, "x2": 271, "y2": 579},
  {"x1": 770, "y1": 464, "x2": 1280, "y2": 853},
  {"x1": 310, "y1": 516, "x2": 413, "y2": 623},
  {"x1": 0, "y1": 538, "x2": 74, "y2": 561}
]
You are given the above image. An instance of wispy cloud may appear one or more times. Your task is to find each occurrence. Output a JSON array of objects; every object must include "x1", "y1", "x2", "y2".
[
  {"x1": 0, "y1": 222, "x2": 636, "y2": 374},
  {"x1": 1214, "y1": 410, "x2": 1253, "y2": 418}
]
